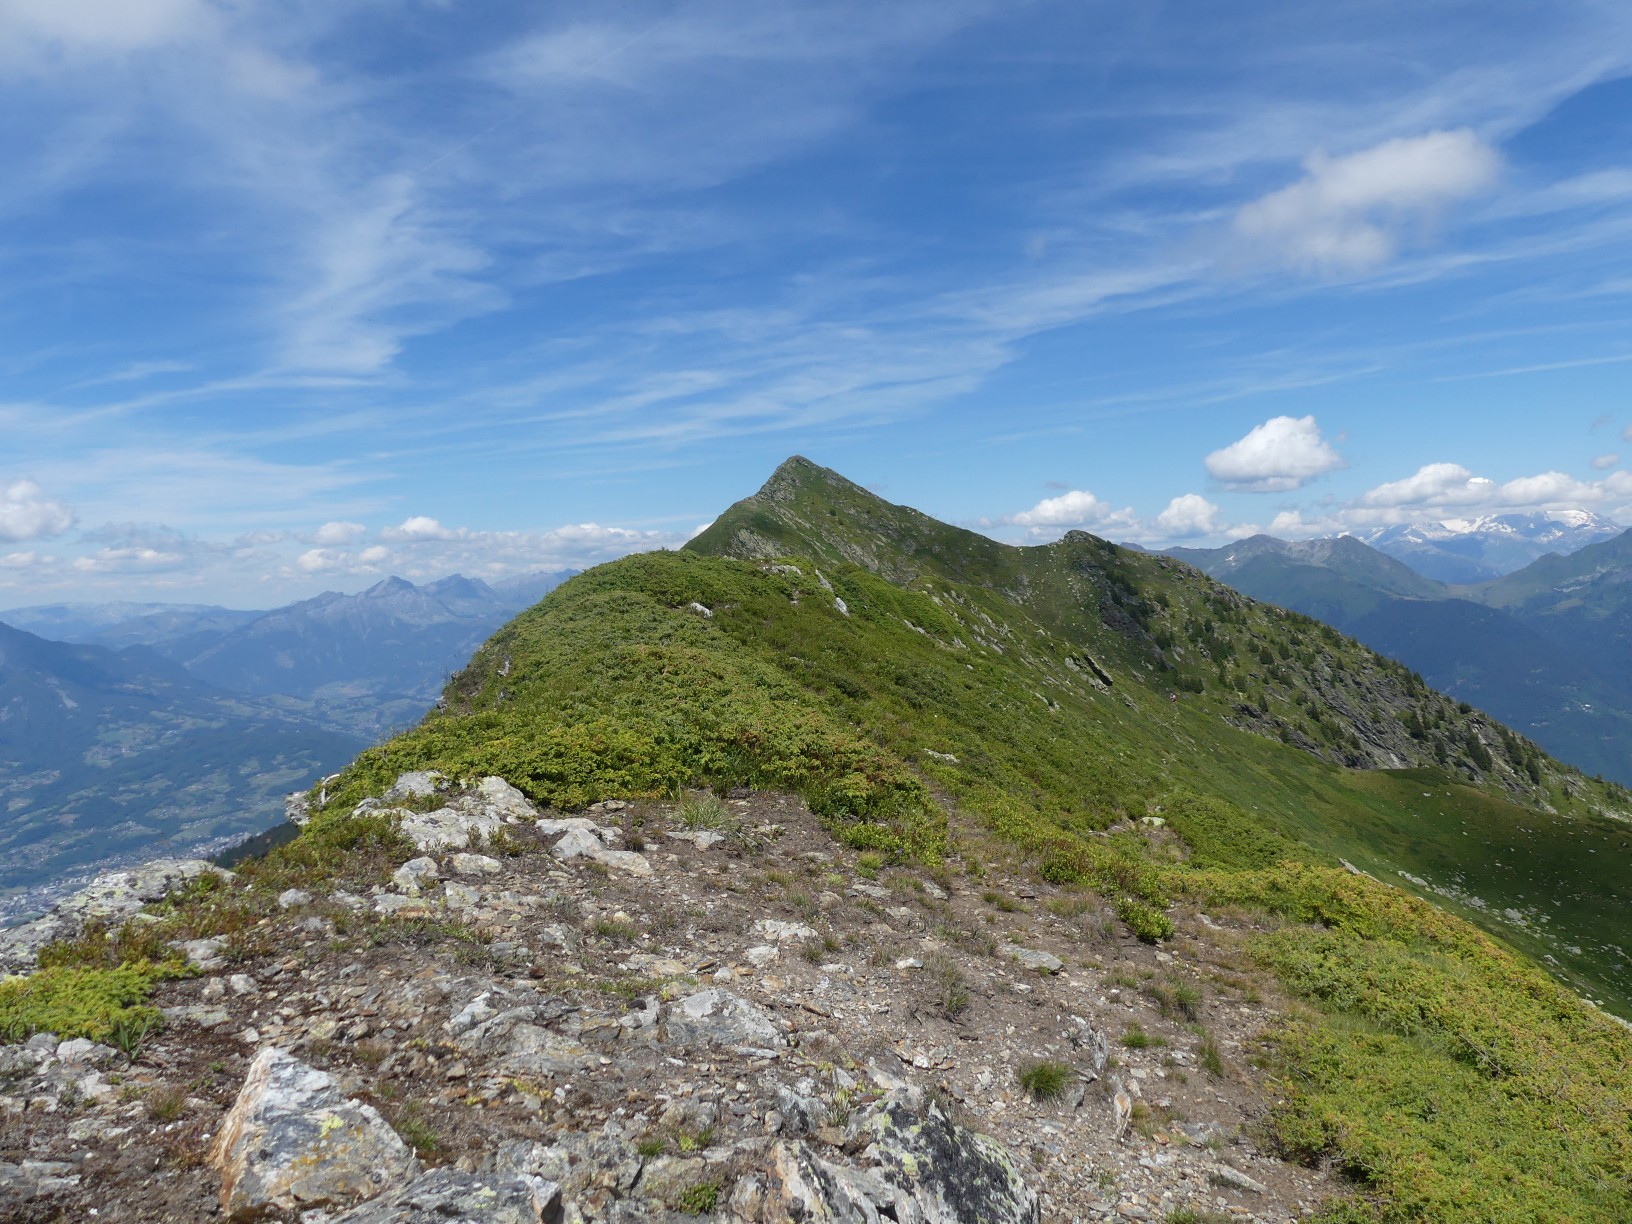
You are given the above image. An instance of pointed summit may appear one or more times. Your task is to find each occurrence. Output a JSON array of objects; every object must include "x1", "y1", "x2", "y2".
[{"x1": 688, "y1": 455, "x2": 1011, "y2": 585}]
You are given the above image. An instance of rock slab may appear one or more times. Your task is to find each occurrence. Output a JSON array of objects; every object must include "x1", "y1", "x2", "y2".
[
  {"x1": 210, "y1": 1047, "x2": 417, "y2": 1220},
  {"x1": 330, "y1": 1166, "x2": 563, "y2": 1224}
]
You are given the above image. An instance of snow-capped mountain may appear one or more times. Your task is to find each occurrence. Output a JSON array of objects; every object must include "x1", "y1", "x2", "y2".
[{"x1": 1356, "y1": 510, "x2": 1624, "y2": 584}]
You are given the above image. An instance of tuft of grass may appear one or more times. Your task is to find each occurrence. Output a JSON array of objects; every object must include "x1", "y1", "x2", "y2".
[
  {"x1": 1017, "y1": 1059, "x2": 1073, "y2": 1101},
  {"x1": 927, "y1": 954, "x2": 972, "y2": 1020},
  {"x1": 678, "y1": 793, "x2": 736, "y2": 832},
  {"x1": 1148, "y1": 980, "x2": 1204, "y2": 1022},
  {"x1": 388, "y1": 1102, "x2": 440, "y2": 1157},
  {"x1": 1121, "y1": 1022, "x2": 1165, "y2": 1050},
  {"x1": 1198, "y1": 1031, "x2": 1225, "y2": 1078},
  {"x1": 145, "y1": 1084, "x2": 188, "y2": 1123},
  {"x1": 590, "y1": 917, "x2": 640, "y2": 944}
]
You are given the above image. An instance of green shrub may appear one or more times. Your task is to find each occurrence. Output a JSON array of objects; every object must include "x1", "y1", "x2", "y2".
[
  {"x1": 676, "y1": 1181, "x2": 721, "y2": 1214},
  {"x1": 1115, "y1": 896, "x2": 1174, "y2": 943},
  {"x1": 0, "y1": 964, "x2": 164, "y2": 1045}
]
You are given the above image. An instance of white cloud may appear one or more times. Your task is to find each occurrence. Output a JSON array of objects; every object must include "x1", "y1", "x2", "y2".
[
  {"x1": 1005, "y1": 489, "x2": 1137, "y2": 534},
  {"x1": 296, "y1": 548, "x2": 349, "y2": 574},
  {"x1": 1268, "y1": 508, "x2": 1346, "y2": 538},
  {"x1": 1231, "y1": 130, "x2": 1501, "y2": 274},
  {"x1": 1005, "y1": 489, "x2": 1122, "y2": 528},
  {"x1": 997, "y1": 488, "x2": 1240, "y2": 546},
  {"x1": 1357, "y1": 462, "x2": 1495, "y2": 508},
  {"x1": 291, "y1": 517, "x2": 677, "y2": 584},
  {"x1": 1153, "y1": 493, "x2": 1224, "y2": 538},
  {"x1": 72, "y1": 546, "x2": 186, "y2": 573},
  {"x1": 382, "y1": 515, "x2": 461, "y2": 542},
  {"x1": 0, "y1": 479, "x2": 76, "y2": 542},
  {"x1": 1, "y1": 550, "x2": 47, "y2": 570},
  {"x1": 1346, "y1": 461, "x2": 1632, "y2": 525},
  {"x1": 311, "y1": 520, "x2": 366, "y2": 545},
  {"x1": 1204, "y1": 415, "x2": 1345, "y2": 492},
  {"x1": 1594, "y1": 453, "x2": 1622, "y2": 470}
]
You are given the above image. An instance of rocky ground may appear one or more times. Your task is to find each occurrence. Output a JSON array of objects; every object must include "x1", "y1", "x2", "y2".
[{"x1": 0, "y1": 775, "x2": 1346, "y2": 1222}]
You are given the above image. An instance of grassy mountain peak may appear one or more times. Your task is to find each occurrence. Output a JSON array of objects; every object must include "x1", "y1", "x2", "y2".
[{"x1": 172, "y1": 454, "x2": 1632, "y2": 1221}]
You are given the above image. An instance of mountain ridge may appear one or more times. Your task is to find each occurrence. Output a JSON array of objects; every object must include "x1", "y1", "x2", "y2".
[
  {"x1": 3, "y1": 456, "x2": 1632, "y2": 1221},
  {"x1": 1162, "y1": 528, "x2": 1632, "y2": 784},
  {"x1": 1357, "y1": 509, "x2": 1624, "y2": 582}
]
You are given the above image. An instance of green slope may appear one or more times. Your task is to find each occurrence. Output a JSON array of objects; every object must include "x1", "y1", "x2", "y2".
[
  {"x1": 1166, "y1": 540, "x2": 1632, "y2": 785},
  {"x1": 295, "y1": 456, "x2": 1632, "y2": 1221}
]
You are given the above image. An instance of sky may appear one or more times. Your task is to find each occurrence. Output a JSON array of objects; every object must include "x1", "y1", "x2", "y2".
[{"x1": 3, "y1": 0, "x2": 1632, "y2": 608}]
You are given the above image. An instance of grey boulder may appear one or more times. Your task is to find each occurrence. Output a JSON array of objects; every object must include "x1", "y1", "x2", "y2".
[
  {"x1": 210, "y1": 1047, "x2": 418, "y2": 1220},
  {"x1": 329, "y1": 1166, "x2": 562, "y2": 1223}
]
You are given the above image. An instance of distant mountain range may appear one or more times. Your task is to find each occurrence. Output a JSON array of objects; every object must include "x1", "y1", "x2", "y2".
[
  {"x1": 0, "y1": 620, "x2": 366, "y2": 900},
  {"x1": 1354, "y1": 510, "x2": 1623, "y2": 583},
  {"x1": 5, "y1": 570, "x2": 575, "y2": 735},
  {"x1": 1165, "y1": 528, "x2": 1632, "y2": 784},
  {"x1": 0, "y1": 570, "x2": 573, "y2": 908}
]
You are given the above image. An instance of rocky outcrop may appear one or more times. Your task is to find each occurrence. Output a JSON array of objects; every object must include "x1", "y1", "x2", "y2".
[
  {"x1": 762, "y1": 1090, "x2": 1039, "y2": 1223},
  {"x1": 0, "y1": 858, "x2": 231, "y2": 974},
  {"x1": 330, "y1": 1167, "x2": 563, "y2": 1223},
  {"x1": 0, "y1": 778, "x2": 1341, "y2": 1221},
  {"x1": 210, "y1": 1047, "x2": 418, "y2": 1219}
]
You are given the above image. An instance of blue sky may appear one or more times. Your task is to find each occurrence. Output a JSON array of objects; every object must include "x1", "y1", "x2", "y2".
[{"x1": 3, "y1": 0, "x2": 1632, "y2": 606}]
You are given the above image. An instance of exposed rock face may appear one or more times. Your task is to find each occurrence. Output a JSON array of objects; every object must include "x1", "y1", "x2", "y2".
[
  {"x1": 0, "y1": 858, "x2": 231, "y2": 973},
  {"x1": 382, "y1": 772, "x2": 546, "y2": 852},
  {"x1": 210, "y1": 1047, "x2": 418, "y2": 1220},
  {"x1": 541, "y1": 814, "x2": 652, "y2": 877},
  {"x1": 330, "y1": 1166, "x2": 563, "y2": 1223},
  {"x1": 663, "y1": 988, "x2": 786, "y2": 1056},
  {"x1": 858, "y1": 1091, "x2": 1040, "y2": 1222}
]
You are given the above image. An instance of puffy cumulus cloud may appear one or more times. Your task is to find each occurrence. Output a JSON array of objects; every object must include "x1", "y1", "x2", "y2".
[
  {"x1": 996, "y1": 489, "x2": 1241, "y2": 546},
  {"x1": 0, "y1": 479, "x2": 76, "y2": 542},
  {"x1": 1204, "y1": 415, "x2": 1345, "y2": 492},
  {"x1": 1232, "y1": 130, "x2": 1501, "y2": 275},
  {"x1": 1005, "y1": 490, "x2": 1137, "y2": 533},
  {"x1": 296, "y1": 547, "x2": 373, "y2": 575},
  {"x1": 1152, "y1": 494, "x2": 1224, "y2": 538},
  {"x1": 1347, "y1": 462, "x2": 1632, "y2": 525},
  {"x1": 295, "y1": 542, "x2": 393, "y2": 577},
  {"x1": 381, "y1": 515, "x2": 462, "y2": 542},
  {"x1": 1591, "y1": 453, "x2": 1621, "y2": 470},
  {"x1": 1, "y1": 550, "x2": 50, "y2": 570},
  {"x1": 310, "y1": 520, "x2": 367, "y2": 546}
]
